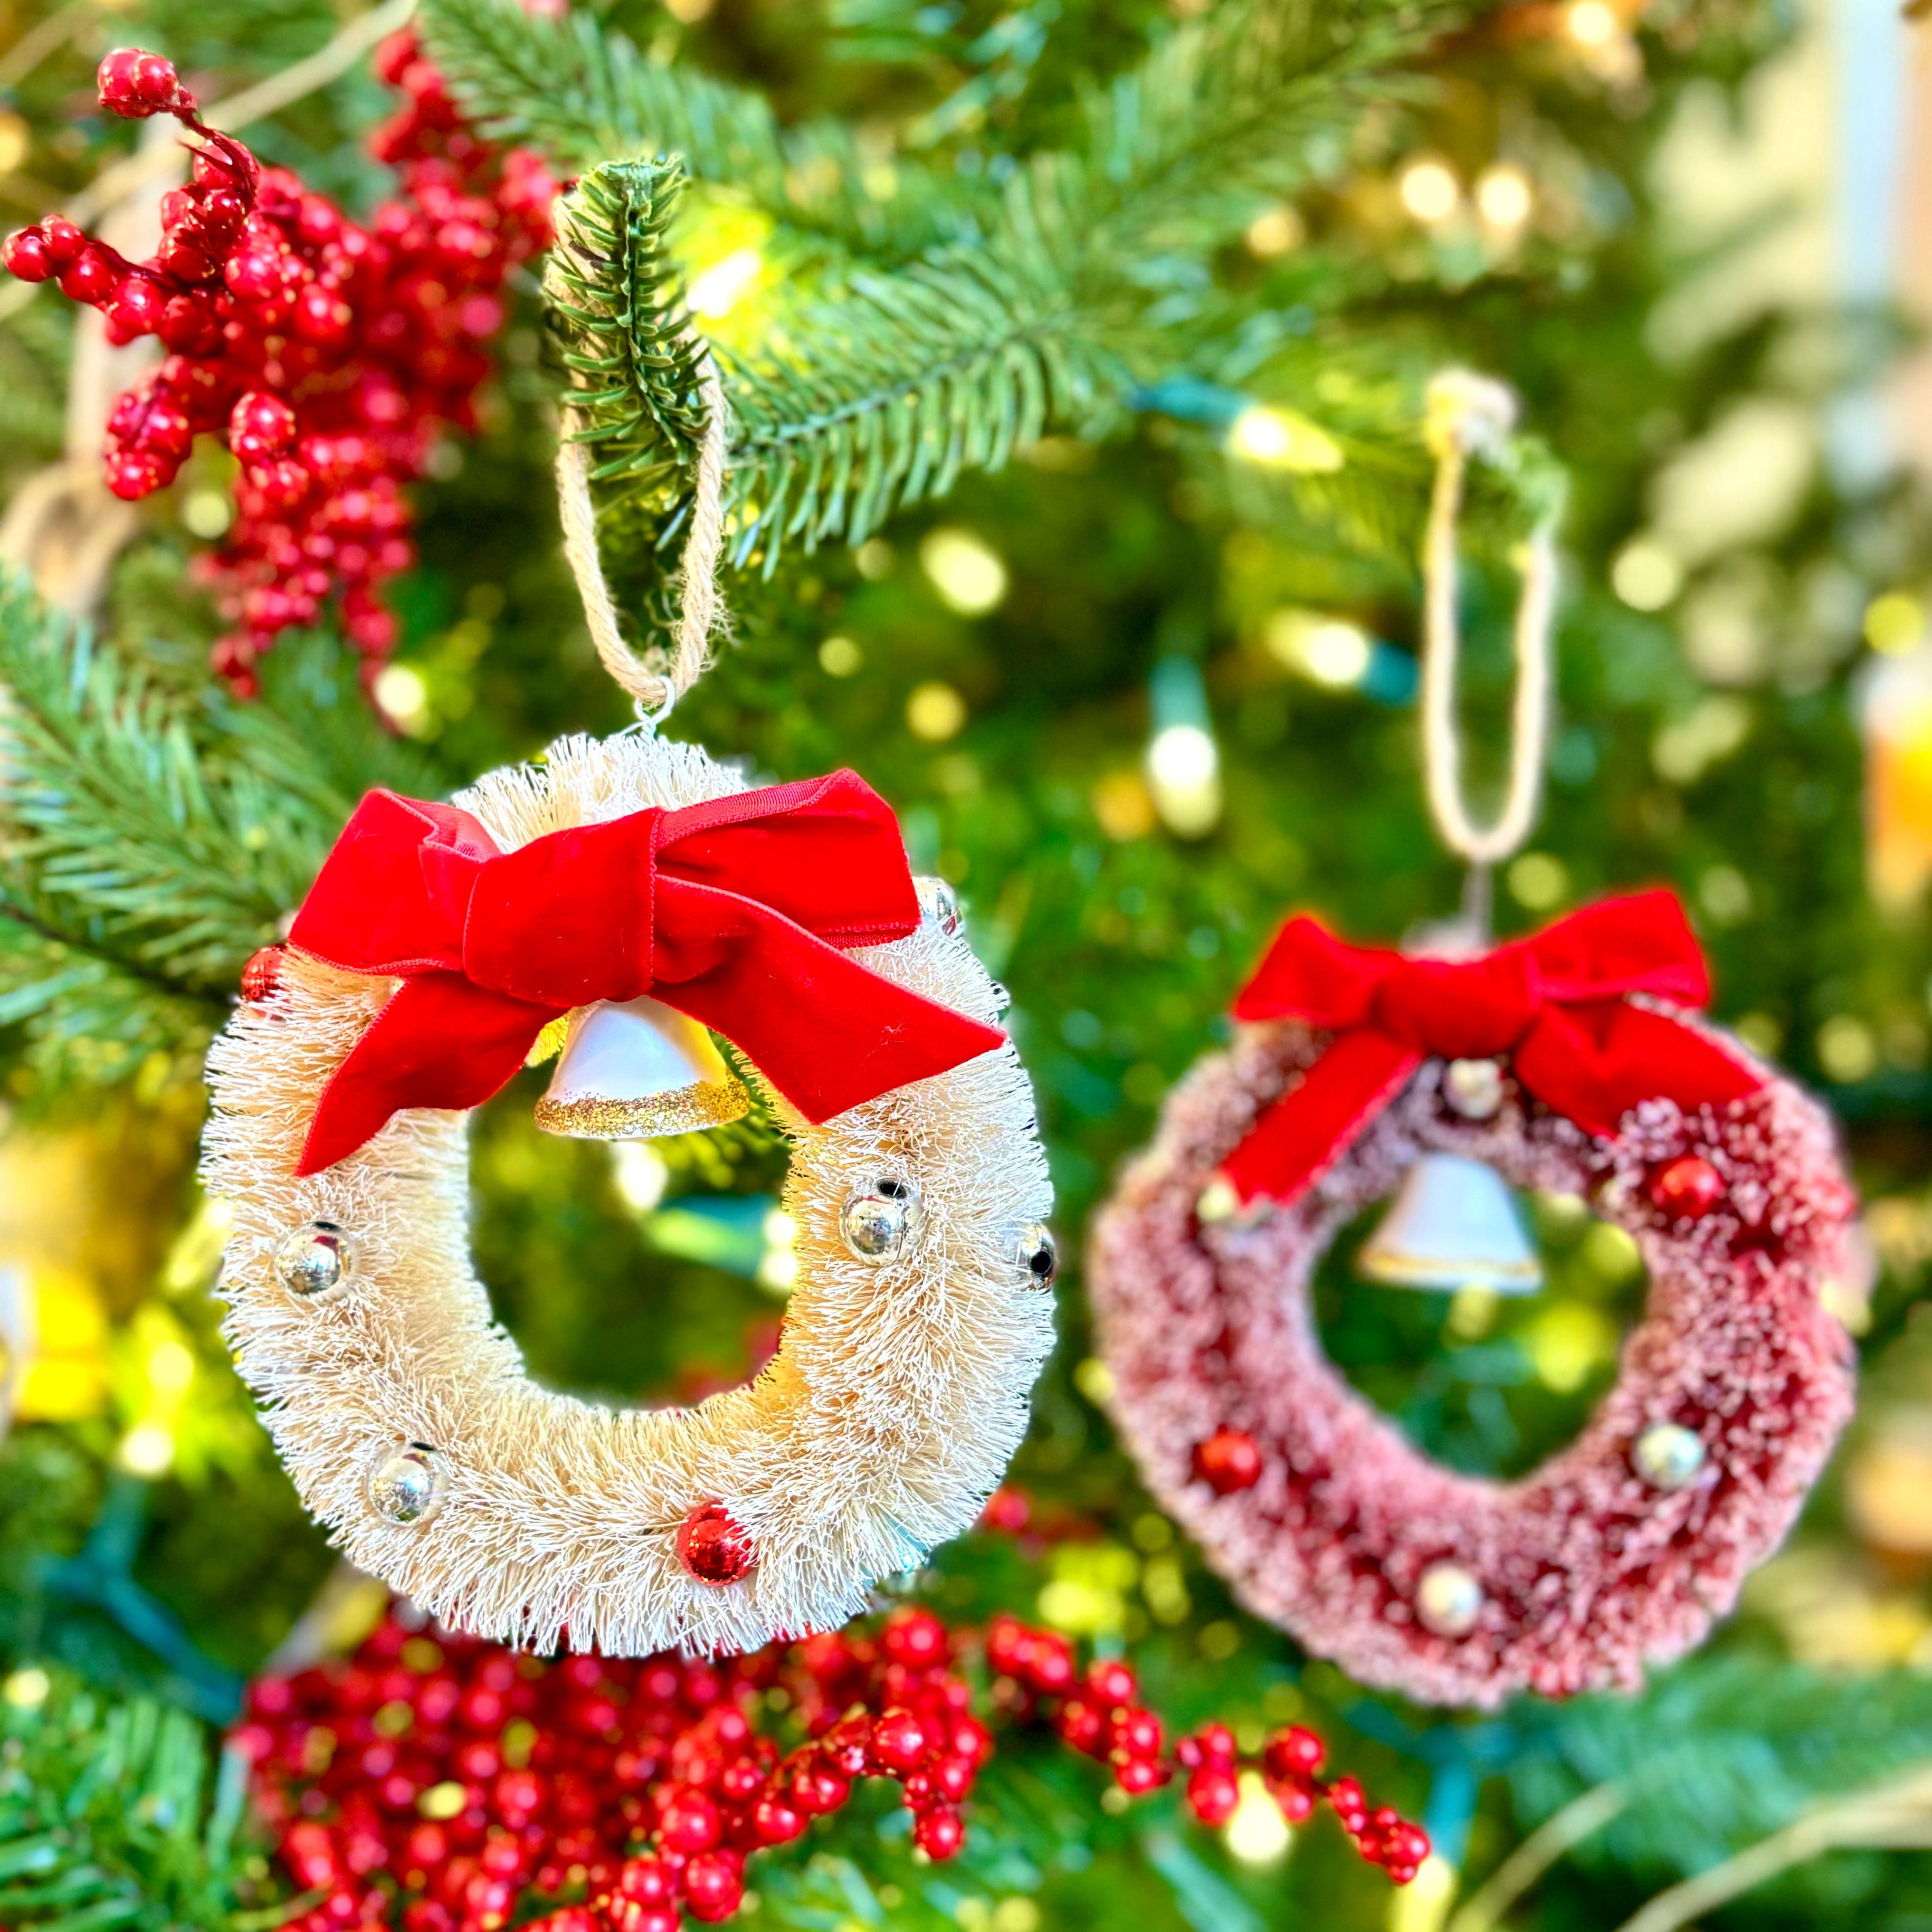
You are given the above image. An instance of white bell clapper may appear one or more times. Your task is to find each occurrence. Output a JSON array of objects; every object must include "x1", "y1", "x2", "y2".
[
  {"x1": 534, "y1": 996, "x2": 749, "y2": 1140},
  {"x1": 1356, "y1": 1153, "x2": 1543, "y2": 1295}
]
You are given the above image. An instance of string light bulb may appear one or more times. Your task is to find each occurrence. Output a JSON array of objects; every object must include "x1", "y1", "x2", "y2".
[
  {"x1": 1145, "y1": 658, "x2": 1222, "y2": 839},
  {"x1": 1397, "y1": 157, "x2": 1460, "y2": 225}
]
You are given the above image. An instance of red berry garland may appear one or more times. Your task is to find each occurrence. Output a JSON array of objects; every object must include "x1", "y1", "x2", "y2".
[
  {"x1": 234, "y1": 1606, "x2": 1426, "y2": 1931},
  {"x1": 3, "y1": 41, "x2": 558, "y2": 696}
]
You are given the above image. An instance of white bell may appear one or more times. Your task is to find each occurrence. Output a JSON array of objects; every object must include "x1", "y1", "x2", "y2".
[
  {"x1": 1357, "y1": 1153, "x2": 1542, "y2": 1295},
  {"x1": 534, "y1": 995, "x2": 749, "y2": 1140}
]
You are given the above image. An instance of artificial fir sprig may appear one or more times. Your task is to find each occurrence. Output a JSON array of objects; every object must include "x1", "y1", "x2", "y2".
[{"x1": 0, "y1": 1668, "x2": 256, "y2": 1932}]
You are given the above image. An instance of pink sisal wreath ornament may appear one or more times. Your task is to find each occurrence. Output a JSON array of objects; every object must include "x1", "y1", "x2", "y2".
[
  {"x1": 1088, "y1": 897, "x2": 1857, "y2": 1707},
  {"x1": 1087, "y1": 373, "x2": 1859, "y2": 1707}
]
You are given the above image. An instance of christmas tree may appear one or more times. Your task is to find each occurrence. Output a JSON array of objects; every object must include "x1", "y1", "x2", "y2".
[{"x1": 0, "y1": 0, "x2": 1930, "y2": 1927}]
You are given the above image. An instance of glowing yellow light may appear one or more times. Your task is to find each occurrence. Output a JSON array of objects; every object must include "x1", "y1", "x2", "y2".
[
  {"x1": 373, "y1": 664, "x2": 430, "y2": 734},
  {"x1": 1267, "y1": 614, "x2": 1375, "y2": 691},
  {"x1": 757, "y1": 1208, "x2": 798, "y2": 1293},
  {"x1": 1245, "y1": 205, "x2": 1304, "y2": 258},
  {"x1": 0, "y1": 115, "x2": 27, "y2": 176},
  {"x1": 1091, "y1": 770, "x2": 1157, "y2": 841},
  {"x1": 1147, "y1": 722, "x2": 1216, "y2": 790},
  {"x1": 1299, "y1": 620, "x2": 1372, "y2": 688},
  {"x1": 1146, "y1": 724, "x2": 1223, "y2": 837},
  {"x1": 1506, "y1": 851, "x2": 1568, "y2": 910},
  {"x1": 1818, "y1": 1015, "x2": 1879, "y2": 1084},
  {"x1": 907, "y1": 682, "x2": 968, "y2": 741},
  {"x1": 817, "y1": 633, "x2": 862, "y2": 676},
  {"x1": 1397, "y1": 157, "x2": 1460, "y2": 225},
  {"x1": 1072, "y1": 1356, "x2": 1116, "y2": 1405},
  {"x1": 418, "y1": 1782, "x2": 467, "y2": 1821},
  {"x1": 920, "y1": 527, "x2": 1008, "y2": 615},
  {"x1": 1864, "y1": 591, "x2": 1925, "y2": 655},
  {"x1": 1566, "y1": 0, "x2": 1619, "y2": 46},
  {"x1": 1226, "y1": 406, "x2": 1344, "y2": 472},
  {"x1": 3, "y1": 1667, "x2": 49, "y2": 1709},
  {"x1": 611, "y1": 1143, "x2": 668, "y2": 1213},
  {"x1": 1387, "y1": 1854, "x2": 1457, "y2": 1932},
  {"x1": 146, "y1": 1337, "x2": 195, "y2": 1395},
  {"x1": 1527, "y1": 1302, "x2": 1619, "y2": 1393},
  {"x1": 1611, "y1": 538, "x2": 1683, "y2": 612},
  {"x1": 117, "y1": 1421, "x2": 176, "y2": 1478},
  {"x1": 1475, "y1": 164, "x2": 1533, "y2": 230},
  {"x1": 182, "y1": 489, "x2": 233, "y2": 539},
  {"x1": 687, "y1": 246, "x2": 763, "y2": 319},
  {"x1": 1225, "y1": 1770, "x2": 1292, "y2": 1865}
]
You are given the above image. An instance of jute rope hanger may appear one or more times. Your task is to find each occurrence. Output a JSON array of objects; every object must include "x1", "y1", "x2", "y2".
[
  {"x1": 554, "y1": 338, "x2": 731, "y2": 724},
  {"x1": 1417, "y1": 368, "x2": 1559, "y2": 941}
]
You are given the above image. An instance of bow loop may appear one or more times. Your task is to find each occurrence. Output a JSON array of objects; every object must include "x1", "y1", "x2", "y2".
[
  {"x1": 284, "y1": 770, "x2": 1003, "y2": 1176},
  {"x1": 1222, "y1": 891, "x2": 1761, "y2": 1206}
]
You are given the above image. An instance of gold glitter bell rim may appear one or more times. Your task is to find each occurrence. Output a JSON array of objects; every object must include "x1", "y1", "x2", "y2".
[
  {"x1": 1357, "y1": 1153, "x2": 1543, "y2": 1293},
  {"x1": 534, "y1": 996, "x2": 750, "y2": 1140}
]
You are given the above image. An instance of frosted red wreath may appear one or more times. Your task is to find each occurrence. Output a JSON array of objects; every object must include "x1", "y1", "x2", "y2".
[{"x1": 1089, "y1": 892, "x2": 1858, "y2": 1707}]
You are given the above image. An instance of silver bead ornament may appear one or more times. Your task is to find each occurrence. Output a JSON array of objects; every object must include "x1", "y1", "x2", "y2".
[
  {"x1": 1632, "y1": 1421, "x2": 1707, "y2": 1493},
  {"x1": 368, "y1": 1443, "x2": 446, "y2": 1526},
  {"x1": 915, "y1": 875, "x2": 962, "y2": 936},
  {"x1": 1443, "y1": 1058, "x2": 1506, "y2": 1120},
  {"x1": 275, "y1": 1220, "x2": 360, "y2": 1303},
  {"x1": 1415, "y1": 1559, "x2": 1484, "y2": 1636},
  {"x1": 1016, "y1": 1224, "x2": 1058, "y2": 1289},
  {"x1": 840, "y1": 1176, "x2": 922, "y2": 1263}
]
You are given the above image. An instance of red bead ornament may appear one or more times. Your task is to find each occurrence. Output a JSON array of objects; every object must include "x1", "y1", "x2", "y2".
[
  {"x1": 1192, "y1": 1425, "x2": 1262, "y2": 1495},
  {"x1": 241, "y1": 945, "x2": 285, "y2": 1001},
  {"x1": 1649, "y1": 1153, "x2": 1725, "y2": 1220},
  {"x1": 675, "y1": 1501, "x2": 757, "y2": 1586},
  {"x1": 4, "y1": 37, "x2": 557, "y2": 694},
  {"x1": 1091, "y1": 898, "x2": 1859, "y2": 1707}
]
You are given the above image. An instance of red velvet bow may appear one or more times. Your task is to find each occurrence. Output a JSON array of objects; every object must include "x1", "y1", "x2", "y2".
[
  {"x1": 285, "y1": 769, "x2": 1004, "y2": 1175},
  {"x1": 1222, "y1": 890, "x2": 1760, "y2": 1205}
]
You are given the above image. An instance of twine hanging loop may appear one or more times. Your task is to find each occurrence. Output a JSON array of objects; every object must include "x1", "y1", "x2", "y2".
[
  {"x1": 1419, "y1": 369, "x2": 1557, "y2": 924},
  {"x1": 555, "y1": 341, "x2": 729, "y2": 722},
  {"x1": 1422, "y1": 367, "x2": 1553, "y2": 877}
]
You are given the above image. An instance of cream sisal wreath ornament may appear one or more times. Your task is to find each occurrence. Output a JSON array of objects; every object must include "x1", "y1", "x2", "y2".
[
  {"x1": 204, "y1": 729, "x2": 1054, "y2": 1655},
  {"x1": 202, "y1": 249, "x2": 1055, "y2": 1653}
]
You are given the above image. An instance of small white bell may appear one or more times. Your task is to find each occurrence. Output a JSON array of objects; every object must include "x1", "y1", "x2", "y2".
[
  {"x1": 1357, "y1": 1153, "x2": 1543, "y2": 1295},
  {"x1": 534, "y1": 995, "x2": 749, "y2": 1140}
]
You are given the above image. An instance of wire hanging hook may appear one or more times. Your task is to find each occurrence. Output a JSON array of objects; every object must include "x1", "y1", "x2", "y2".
[{"x1": 1419, "y1": 369, "x2": 1558, "y2": 939}]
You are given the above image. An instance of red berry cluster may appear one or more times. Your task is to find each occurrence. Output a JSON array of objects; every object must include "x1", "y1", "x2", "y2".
[
  {"x1": 2, "y1": 41, "x2": 558, "y2": 696},
  {"x1": 982, "y1": 1615, "x2": 1427, "y2": 1882},
  {"x1": 234, "y1": 1605, "x2": 1426, "y2": 1931},
  {"x1": 1176, "y1": 1723, "x2": 1432, "y2": 1883},
  {"x1": 235, "y1": 1607, "x2": 991, "y2": 1932}
]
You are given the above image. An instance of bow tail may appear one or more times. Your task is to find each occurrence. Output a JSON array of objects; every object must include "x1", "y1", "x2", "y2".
[
  {"x1": 298, "y1": 973, "x2": 558, "y2": 1176},
  {"x1": 1222, "y1": 1027, "x2": 1420, "y2": 1207},
  {"x1": 1514, "y1": 1000, "x2": 1760, "y2": 1137},
  {"x1": 652, "y1": 888, "x2": 1004, "y2": 1122}
]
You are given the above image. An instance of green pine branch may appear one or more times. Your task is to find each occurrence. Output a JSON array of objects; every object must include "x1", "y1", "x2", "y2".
[
  {"x1": 1516, "y1": 1657, "x2": 1932, "y2": 1882},
  {"x1": 0, "y1": 576, "x2": 303, "y2": 994},
  {"x1": 545, "y1": 160, "x2": 1115, "y2": 577},
  {"x1": 418, "y1": 0, "x2": 970, "y2": 261},
  {"x1": 0, "y1": 578, "x2": 432, "y2": 1095},
  {"x1": 0, "y1": 1671, "x2": 256, "y2": 1932},
  {"x1": 519, "y1": 0, "x2": 1557, "y2": 579}
]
